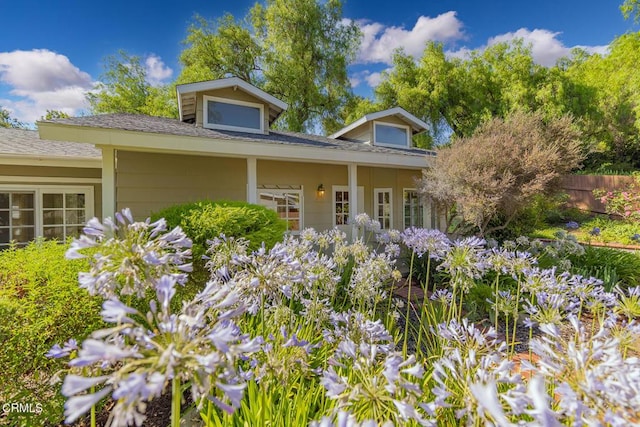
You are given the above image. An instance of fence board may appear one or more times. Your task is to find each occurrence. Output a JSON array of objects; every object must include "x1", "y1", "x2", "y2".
[{"x1": 561, "y1": 175, "x2": 634, "y2": 213}]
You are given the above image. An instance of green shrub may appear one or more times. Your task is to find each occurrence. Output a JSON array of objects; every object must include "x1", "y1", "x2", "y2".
[
  {"x1": 569, "y1": 246, "x2": 640, "y2": 291},
  {"x1": 0, "y1": 240, "x2": 104, "y2": 425},
  {"x1": 151, "y1": 200, "x2": 287, "y2": 260}
]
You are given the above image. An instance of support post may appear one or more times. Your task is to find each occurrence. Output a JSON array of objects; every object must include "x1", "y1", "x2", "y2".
[
  {"x1": 348, "y1": 163, "x2": 358, "y2": 241},
  {"x1": 247, "y1": 157, "x2": 257, "y2": 204},
  {"x1": 101, "y1": 147, "x2": 116, "y2": 220}
]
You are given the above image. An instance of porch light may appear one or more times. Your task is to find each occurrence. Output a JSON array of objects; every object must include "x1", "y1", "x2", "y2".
[{"x1": 317, "y1": 184, "x2": 325, "y2": 198}]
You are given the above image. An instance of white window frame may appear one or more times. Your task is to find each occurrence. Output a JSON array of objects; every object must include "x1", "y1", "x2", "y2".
[
  {"x1": 332, "y1": 186, "x2": 351, "y2": 228},
  {"x1": 0, "y1": 185, "x2": 94, "y2": 246},
  {"x1": 257, "y1": 187, "x2": 303, "y2": 234},
  {"x1": 373, "y1": 188, "x2": 393, "y2": 230},
  {"x1": 372, "y1": 120, "x2": 410, "y2": 148},
  {"x1": 402, "y1": 188, "x2": 425, "y2": 229},
  {"x1": 203, "y1": 95, "x2": 265, "y2": 134}
]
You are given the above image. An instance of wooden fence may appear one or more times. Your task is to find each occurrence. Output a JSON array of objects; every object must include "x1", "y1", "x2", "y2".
[{"x1": 561, "y1": 175, "x2": 635, "y2": 213}]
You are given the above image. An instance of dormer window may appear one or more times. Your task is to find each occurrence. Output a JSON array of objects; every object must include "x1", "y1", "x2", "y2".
[
  {"x1": 203, "y1": 95, "x2": 264, "y2": 134},
  {"x1": 373, "y1": 121, "x2": 410, "y2": 148}
]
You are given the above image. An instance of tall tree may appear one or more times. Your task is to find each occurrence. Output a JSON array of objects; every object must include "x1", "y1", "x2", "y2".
[
  {"x1": 87, "y1": 51, "x2": 178, "y2": 118},
  {"x1": 622, "y1": 0, "x2": 640, "y2": 22},
  {"x1": 0, "y1": 107, "x2": 25, "y2": 129},
  {"x1": 178, "y1": 0, "x2": 361, "y2": 132},
  {"x1": 41, "y1": 110, "x2": 70, "y2": 120}
]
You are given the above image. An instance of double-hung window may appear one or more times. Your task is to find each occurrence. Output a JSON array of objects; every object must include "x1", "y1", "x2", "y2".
[
  {"x1": 258, "y1": 186, "x2": 303, "y2": 233},
  {"x1": 203, "y1": 95, "x2": 264, "y2": 134},
  {"x1": 0, "y1": 185, "x2": 93, "y2": 248}
]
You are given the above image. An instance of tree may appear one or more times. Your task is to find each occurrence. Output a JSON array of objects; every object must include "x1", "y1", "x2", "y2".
[
  {"x1": 565, "y1": 32, "x2": 640, "y2": 169},
  {"x1": 41, "y1": 110, "x2": 70, "y2": 120},
  {"x1": 621, "y1": 0, "x2": 640, "y2": 22},
  {"x1": 87, "y1": 51, "x2": 178, "y2": 118},
  {"x1": 419, "y1": 112, "x2": 583, "y2": 237},
  {"x1": 178, "y1": 0, "x2": 361, "y2": 132},
  {"x1": 359, "y1": 40, "x2": 599, "y2": 149},
  {"x1": 0, "y1": 107, "x2": 26, "y2": 129}
]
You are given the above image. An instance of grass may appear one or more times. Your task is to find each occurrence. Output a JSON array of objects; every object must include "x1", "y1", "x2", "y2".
[{"x1": 532, "y1": 216, "x2": 640, "y2": 246}]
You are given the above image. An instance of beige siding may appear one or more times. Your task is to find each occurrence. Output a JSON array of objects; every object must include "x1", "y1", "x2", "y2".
[
  {"x1": 0, "y1": 164, "x2": 102, "y2": 219},
  {"x1": 341, "y1": 122, "x2": 372, "y2": 143},
  {"x1": 359, "y1": 167, "x2": 421, "y2": 230},
  {"x1": 116, "y1": 150, "x2": 246, "y2": 219},
  {"x1": 259, "y1": 160, "x2": 423, "y2": 232},
  {"x1": 196, "y1": 88, "x2": 271, "y2": 132},
  {"x1": 257, "y1": 160, "x2": 348, "y2": 232}
]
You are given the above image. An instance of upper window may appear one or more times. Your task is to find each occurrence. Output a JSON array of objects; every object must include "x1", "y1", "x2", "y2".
[
  {"x1": 373, "y1": 122, "x2": 410, "y2": 148},
  {"x1": 203, "y1": 95, "x2": 264, "y2": 133}
]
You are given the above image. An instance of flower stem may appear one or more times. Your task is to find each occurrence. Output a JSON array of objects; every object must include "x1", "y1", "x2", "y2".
[
  {"x1": 403, "y1": 253, "x2": 415, "y2": 356},
  {"x1": 171, "y1": 376, "x2": 181, "y2": 427}
]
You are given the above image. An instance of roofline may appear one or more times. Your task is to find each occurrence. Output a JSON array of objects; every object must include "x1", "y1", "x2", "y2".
[
  {"x1": 176, "y1": 77, "x2": 288, "y2": 119},
  {"x1": 329, "y1": 107, "x2": 430, "y2": 139},
  {"x1": 39, "y1": 122, "x2": 432, "y2": 170},
  {"x1": 0, "y1": 153, "x2": 101, "y2": 168}
]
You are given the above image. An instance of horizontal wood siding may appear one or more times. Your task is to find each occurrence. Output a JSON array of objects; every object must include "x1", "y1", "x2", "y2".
[{"x1": 116, "y1": 150, "x2": 246, "y2": 219}]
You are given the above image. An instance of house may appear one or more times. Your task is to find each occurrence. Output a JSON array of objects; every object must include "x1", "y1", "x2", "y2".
[
  {"x1": 12, "y1": 77, "x2": 436, "y2": 244},
  {"x1": 0, "y1": 127, "x2": 101, "y2": 248}
]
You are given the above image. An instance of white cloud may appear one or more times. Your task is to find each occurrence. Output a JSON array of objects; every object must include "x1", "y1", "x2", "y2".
[
  {"x1": 355, "y1": 11, "x2": 465, "y2": 65},
  {"x1": 447, "y1": 28, "x2": 609, "y2": 67},
  {"x1": 349, "y1": 69, "x2": 388, "y2": 88},
  {"x1": 144, "y1": 54, "x2": 173, "y2": 86},
  {"x1": 0, "y1": 49, "x2": 93, "y2": 123}
]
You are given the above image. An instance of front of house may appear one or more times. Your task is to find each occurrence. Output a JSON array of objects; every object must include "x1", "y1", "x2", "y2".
[{"x1": 6, "y1": 77, "x2": 436, "y2": 244}]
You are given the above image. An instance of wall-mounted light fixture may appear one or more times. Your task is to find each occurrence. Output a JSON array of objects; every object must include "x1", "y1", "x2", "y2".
[{"x1": 316, "y1": 183, "x2": 325, "y2": 198}]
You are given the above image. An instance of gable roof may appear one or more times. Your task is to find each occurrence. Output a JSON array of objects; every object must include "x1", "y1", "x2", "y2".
[
  {"x1": 0, "y1": 127, "x2": 100, "y2": 161},
  {"x1": 329, "y1": 107, "x2": 429, "y2": 140},
  {"x1": 38, "y1": 113, "x2": 435, "y2": 168},
  {"x1": 176, "y1": 77, "x2": 288, "y2": 124}
]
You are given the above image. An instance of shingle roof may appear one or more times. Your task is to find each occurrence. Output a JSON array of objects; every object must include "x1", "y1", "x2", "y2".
[
  {"x1": 0, "y1": 127, "x2": 101, "y2": 158},
  {"x1": 43, "y1": 113, "x2": 435, "y2": 157}
]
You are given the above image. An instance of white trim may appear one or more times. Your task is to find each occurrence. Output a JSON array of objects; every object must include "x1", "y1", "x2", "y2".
[
  {"x1": 402, "y1": 188, "x2": 425, "y2": 229},
  {"x1": 332, "y1": 185, "x2": 364, "y2": 229},
  {"x1": 247, "y1": 157, "x2": 257, "y2": 204},
  {"x1": 374, "y1": 188, "x2": 393, "y2": 230},
  {"x1": 348, "y1": 164, "x2": 358, "y2": 241},
  {"x1": 203, "y1": 95, "x2": 265, "y2": 134},
  {"x1": 102, "y1": 147, "x2": 116, "y2": 220},
  {"x1": 0, "y1": 184, "x2": 94, "y2": 244},
  {"x1": 0, "y1": 155, "x2": 101, "y2": 168},
  {"x1": 373, "y1": 121, "x2": 411, "y2": 149},
  {"x1": 328, "y1": 107, "x2": 429, "y2": 139},
  {"x1": 0, "y1": 176, "x2": 101, "y2": 184},
  {"x1": 177, "y1": 77, "x2": 288, "y2": 111},
  {"x1": 257, "y1": 186, "x2": 303, "y2": 234}
]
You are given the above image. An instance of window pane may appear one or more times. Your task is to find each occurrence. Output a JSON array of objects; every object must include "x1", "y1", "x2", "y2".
[
  {"x1": 207, "y1": 100, "x2": 261, "y2": 130},
  {"x1": 65, "y1": 209, "x2": 85, "y2": 225},
  {"x1": 289, "y1": 219, "x2": 300, "y2": 232},
  {"x1": 43, "y1": 193, "x2": 63, "y2": 208},
  {"x1": 0, "y1": 211, "x2": 8, "y2": 227},
  {"x1": 43, "y1": 210, "x2": 64, "y2": 225},
  {"x1": 0, "y1": 193, "x2": 8, "y2": 209},
  {"x1": 12, "y1": 210, "x2": 34, "y2": 227},
  {"x1": 65, "y1": 225, "x2": 84, "y2": 238},
  {"x1": 375, "y1": 123, "x2": 407, "y2": 147},
  {"x1": 65, "y1": 193, "x2": 85, "y2": 209},
  {"x1": 12, "y1": 193, "x2": 34, "y2": 209},
  {"x1": 0, "y1": 228, "x2": 8, "y2": 244},
  {"x1": 12, "y1": 227, "x2": 34, "y2": 243},
  {"x1": 43, "y1": 226, "x2": 64, "y2": 240}
]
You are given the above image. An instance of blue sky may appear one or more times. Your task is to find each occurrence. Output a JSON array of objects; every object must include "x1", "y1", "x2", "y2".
[{"x1": 0, "y1": 0, "x2": 635, "y2": 124}]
